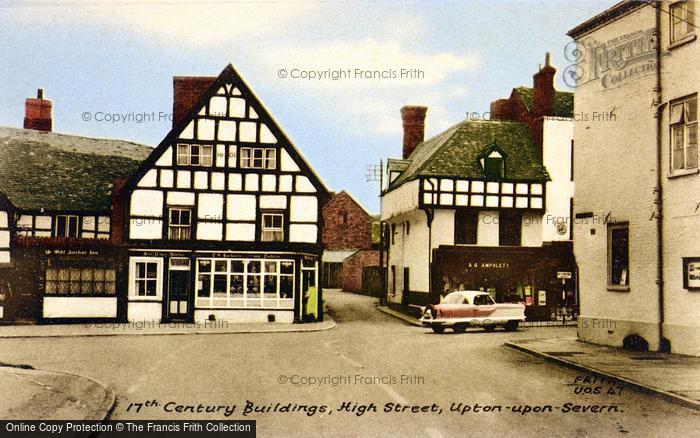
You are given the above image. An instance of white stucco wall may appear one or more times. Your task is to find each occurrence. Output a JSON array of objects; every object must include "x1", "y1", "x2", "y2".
[
  {"x1": 43, "y1": 297, "x2": 117, "y2": 319},
  {"x1": 658, "y1": 0, "x2": 700, "y2": 355},
  {"x1": 542, "y1": 118, "x2": 574, "y2": 242},
  {"x1": 572, "y1": 4, "x2": 662, "y2": 351}
]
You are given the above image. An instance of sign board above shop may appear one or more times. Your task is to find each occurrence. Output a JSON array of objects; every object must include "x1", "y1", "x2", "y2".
[{"x1": 557, "y1": 271, "x2": 572, "y2": 279}]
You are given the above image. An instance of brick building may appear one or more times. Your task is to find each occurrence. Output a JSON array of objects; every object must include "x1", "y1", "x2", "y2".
[{"x1": 321, "y1": 191, "x2": 381, "y2": 295}]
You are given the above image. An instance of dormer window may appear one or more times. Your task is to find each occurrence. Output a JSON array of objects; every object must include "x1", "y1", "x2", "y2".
[
  {"x1": 478, "y1": 144, "x2": 507, "y2": 180},
  {"x1": 484, "y1": 154, "x2": 505, "y2": 180}
]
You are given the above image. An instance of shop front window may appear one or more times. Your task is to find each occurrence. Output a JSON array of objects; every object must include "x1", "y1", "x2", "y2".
[
  {"x1": 45, "y1": 265, "x2": 116, "y2": 296},
  {"x1": 196, "y1": 258, "x2": 294, "y2": 309}
]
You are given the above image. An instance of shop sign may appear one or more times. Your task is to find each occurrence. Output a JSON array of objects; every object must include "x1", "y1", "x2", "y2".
[
  {"x1": 557, "y1": 271, "x2": 572, "y2": 279},
  {"x1": 464, "y1": 261, "x2": 511, "y2": 270},
  {"x1": 684, "y1": 258, "x2": 700, "y2": 289},
  {"x1": 538, "y1": 290, "x2": 547, "y2": 306},
  {"x1": 45, "y1": 249, "x2": 99, "y2": 256}
]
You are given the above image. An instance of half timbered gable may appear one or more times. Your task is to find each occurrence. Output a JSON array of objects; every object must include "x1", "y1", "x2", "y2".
[
  {"x1": 123, "y1": 64, "x2": 329, "y2": 324},
  {"x1": 126, "y1": 65, "x2": 329, "y2": 247}
]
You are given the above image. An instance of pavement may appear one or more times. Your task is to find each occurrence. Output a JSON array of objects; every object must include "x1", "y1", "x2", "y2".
[
  {"x1": 0, "y1": 318, "x2": 335, "y2": 339},
  {"x1": 506, "y1": 337, "x2": 700, "y2": 411},
  {"x1": 0, "y1": 364, "x2": 114, "y2": 420}
]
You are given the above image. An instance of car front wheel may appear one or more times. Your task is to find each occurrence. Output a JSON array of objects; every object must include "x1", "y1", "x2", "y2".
[
  {"x1": 504, "y1": 321, "x2": 519, "y2": 331},
  {"x1": 431, "y1": 325, "x2": 445, "y2": 334}
]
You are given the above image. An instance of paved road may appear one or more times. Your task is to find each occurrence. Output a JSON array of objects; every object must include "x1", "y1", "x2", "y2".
[{"x1": 0, "y1": 291, "x2": 698, "y2": 437}]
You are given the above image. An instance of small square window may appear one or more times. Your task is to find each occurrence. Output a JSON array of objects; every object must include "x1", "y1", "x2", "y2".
[
  {"x1": 670, "y1": 95, "x2": 698, "y2": 171},
  {"x1": 261, "y1": 213, "x2": 284, "y2": 242},
  {"x1": 168, "y1": 207, "x2": 192, "y2": 240},
  {"x1": 671, "y1": 1, "x2": 695, "y2": 44}
]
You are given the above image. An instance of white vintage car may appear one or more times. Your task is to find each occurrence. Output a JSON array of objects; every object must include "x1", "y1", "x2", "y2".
[{"x1": 419, "y1": 291, "x2": 526, "y2": 334}]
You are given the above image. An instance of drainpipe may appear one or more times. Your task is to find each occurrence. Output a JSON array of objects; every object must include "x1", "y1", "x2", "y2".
[
  {"x1": 380, "y1": 220, "x2": 387, "y2": 306},
  {"x1": 425, "y1": 209, "x2": 434, "y2": 300},
  {"x1": 653, "y1": 3, "x2": 666, "y2": 352}
]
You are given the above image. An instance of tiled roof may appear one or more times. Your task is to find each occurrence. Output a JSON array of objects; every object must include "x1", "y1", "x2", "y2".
[
  {"x1": 514, "y1": 87, "x2": 574, "y2": 118},
  {"x1": 388, "y1": 120, "x2": 549, "y2": 190},
  {"x1": 0, "y1": 127, "x2": 153, "y2": 211}
]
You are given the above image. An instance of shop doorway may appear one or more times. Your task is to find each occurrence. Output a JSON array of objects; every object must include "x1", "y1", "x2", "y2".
[
  {"x1": 2, "y1": 273, "x2": 39, "y2": 322},
  {"x1": 167, "y1": 258, "x2": 191, "y2": 322}
]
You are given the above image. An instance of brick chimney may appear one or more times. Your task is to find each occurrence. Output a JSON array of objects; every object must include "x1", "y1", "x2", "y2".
[
  {"x1": 172, "y1": 76, "x2": 216, "y2": 127},
  {"x1": 489, "y1": 98, "x2": 515, "y2": 121},
  {"x1": 24, "y1": 88, "x2": 52, "y2": 132},
  {"x1": 110, "y1": 177, "x2": 128, "y2": 245},
  {"x1": 401, "y1": 105, "x2": 428, "y2": 159},
  {"x1": 532, "y1": 53, "x2": 556, "y2": 118}
]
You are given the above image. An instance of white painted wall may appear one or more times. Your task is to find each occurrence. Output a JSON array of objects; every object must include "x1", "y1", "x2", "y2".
[
  {"x1": 128, "y1": 302, "x2": 162, "y2": 322},
  {"x1": 198, "y1": 193, "x2": 223, "y2": 219},
  {"x1": 197, "y1": 222, "x2": 223, "y2": 240},
  {"x1": 129, "y1": 219, "x2": 163, "y2": 239},
  {"x1": 137, "y1": 169, "x2": 158, "y2": 187},
  {"x1": 131, "y1": 190, "x2": 163, "y2": 217},
  {"x1": 194, "y1": 309, "x2": 293, "y2": 323},
  {"x1": 226, "y1": 223, "x2": 255, "y2": 241},
  {"x1": 289, "y1": 224, "x2": 317, "y2": 243},
  {"x1": 542, "y1": 118, "x2": 574, "y2": 242},
  {"x1": 290, "y1": 196, "x2": 317, "y2": 222},
  {"x1": 572, "y1": 4, "x2": 663, "y2": 351},
  {"x1": 281, "y1": 149, "x2": 300, "y2": 172},
  {"x1": 521, "y1": 212, "x2": 544, "y2": 247},
  {"x1": 477, "y1": 211, "x2": 499, "y2": 246},
  {"x1": 227, "y1": 195, "x2": 256, "y2": 220},
  {"x1": 658, "y1": 0, "x2": 700, "y2": 355},
  {"x1": 43, "y1": 297, "x2": 117, "y2": 318},
  {"x1": 155, "y1": 147, "x2": 172, "y2": 166},
  {"x1": 167, "y1": 191, "x2": 195, "y2": 206},
  {"x1": 380, "y1": 179, "x2": 420, "y2": 220}
]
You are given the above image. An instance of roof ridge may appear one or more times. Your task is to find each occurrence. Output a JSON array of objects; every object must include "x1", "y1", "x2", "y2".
[{"x1": 0, "y1": 125, "x2": 151, "y2": 149}]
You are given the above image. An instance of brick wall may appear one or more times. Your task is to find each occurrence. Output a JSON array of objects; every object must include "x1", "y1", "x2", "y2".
[
  {"x1": 172, "y1": 76, "x2": 216, "y2": 127},
  {"x1": 342, "y1": 249, "x2": 379, "y2": 293},
  {"x1": 322, "y1": 191, "x2": 373, "y2": 251}
]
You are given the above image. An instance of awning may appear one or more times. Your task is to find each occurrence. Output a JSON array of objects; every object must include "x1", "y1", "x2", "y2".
[{"x1": 322, "y1": 250, "x2": 358, "y2": 264}]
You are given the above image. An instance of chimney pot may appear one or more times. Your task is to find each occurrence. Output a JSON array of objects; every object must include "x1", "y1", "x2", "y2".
[
  {"x1": 24, "y1": 89, "x2": 52, "y2": 132},
  {"x1": 401, "y1": 105, "x2": 428, "y2": 159},
  {"x1": 172, "y1": 76, "x2": 217, "y2": 127}
]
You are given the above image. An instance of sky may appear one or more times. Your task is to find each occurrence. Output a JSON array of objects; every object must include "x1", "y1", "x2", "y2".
[{"x1": 0, "y1": 0, "x2": 611, "y2": 213}]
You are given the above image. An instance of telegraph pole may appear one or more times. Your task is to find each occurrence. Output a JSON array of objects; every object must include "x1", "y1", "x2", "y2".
[{"x1": 365, "y1": 160, "x2": 386, "y2": 305}]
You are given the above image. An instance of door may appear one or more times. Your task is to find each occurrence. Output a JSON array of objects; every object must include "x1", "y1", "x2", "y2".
[
  {"x1": 8, "y1": 269, "x2": 40, "y2": 321},
  {"x1": 167, "y1": 258, "x2": 191, "y2": 321}
]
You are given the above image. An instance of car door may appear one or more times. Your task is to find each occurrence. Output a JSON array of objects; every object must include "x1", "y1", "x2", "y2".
[
  {"x1": 443, "y1": 295, "x2": 476, "y2": 318},
  {"x1": 473, "y1": 294, "x2": 497, "y2": 317}
]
